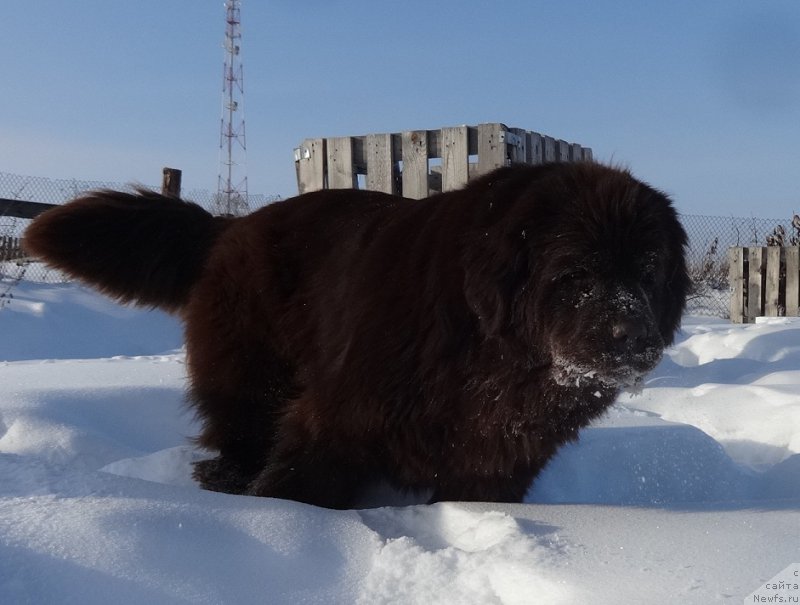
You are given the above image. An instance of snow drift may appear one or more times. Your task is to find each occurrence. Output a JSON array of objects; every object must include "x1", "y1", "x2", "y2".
[{"x1": 1, "y1": 279, "x2": 798, "y2": 604}]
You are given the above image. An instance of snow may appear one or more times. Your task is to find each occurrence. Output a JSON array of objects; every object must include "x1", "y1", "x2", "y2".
[{"x1": 1, "y1": 279, "x2": 799, "y2": 604}]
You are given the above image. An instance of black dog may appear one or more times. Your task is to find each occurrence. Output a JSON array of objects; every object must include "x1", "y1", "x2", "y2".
[{"x1": 25, "y1": 162, "x2": 689, "y2": 508}]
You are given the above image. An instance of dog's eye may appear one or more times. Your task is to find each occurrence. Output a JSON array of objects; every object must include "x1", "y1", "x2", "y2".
[
  {"x1": 639, "y1": 271, "x2": 659, "y2": 293},
  {"x1": 553, "y1": 269, "x2": 587, "y2": 282}
]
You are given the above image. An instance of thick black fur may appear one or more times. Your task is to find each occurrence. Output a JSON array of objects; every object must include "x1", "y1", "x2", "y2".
[
  {"x1": 25, "y1": 162, "x2": 689, "y2": 508},
  {"x1": 24, "y1": 188, "x2": 231, "y2": 312}
]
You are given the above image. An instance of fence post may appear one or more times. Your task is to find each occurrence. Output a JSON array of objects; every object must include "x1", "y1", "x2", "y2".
[
  {"x1": 529, "y1": 132, "x2": 543, "y2": 164},
  {"x1": 294, "y1": 138, "x2": 326, "y2": 194},
  {"x1": 441, "y1": 126, "x2": 469, "y2": 192},
  {"x1": 162, "y1": 167, "x2": 182, "y2": 197},
  {"x1": 764, "y1": 247, "x2": 781, "y2": 317},
  {"x1": 327, "y1": 137, "x2": 356, "y2": 190},
  {"x1": 728, "y1": 247, "x2": 745, "y2": 323},
  {"x1": 543, "y1": 136, "x2": 557, "y2": 162},
  {"x1": 787, "y1": 247, "x2": 800, "y2": 317},
  {"x1": 556, "y1": 140, "x2": 571, "y2": 162},
  {"x1": 747, "y1": 247, "x2": 765, "y2": 321},
  {"x1": 476, "y1": 123, "x2": 507, "y2": 177},
  {"x1": 366, "y1": 133, "x2": 396, "y2": 194},
  {"x1": 401, "y1": 130, "x2": 429, "y2": 200}
]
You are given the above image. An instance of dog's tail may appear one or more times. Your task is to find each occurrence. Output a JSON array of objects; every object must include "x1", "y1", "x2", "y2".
[{"x1": 24, "y1": 189, "x2": 232, "y2": 312}]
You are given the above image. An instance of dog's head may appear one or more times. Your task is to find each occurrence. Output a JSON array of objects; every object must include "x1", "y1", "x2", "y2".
[{"x1": 463, "y1": 163, "x2": 689, "y2": 388}]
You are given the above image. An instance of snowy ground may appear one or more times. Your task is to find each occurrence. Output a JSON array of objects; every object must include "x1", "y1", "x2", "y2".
[{"x1": 1, "y1": 278, "x2": 798, "y2": 604}]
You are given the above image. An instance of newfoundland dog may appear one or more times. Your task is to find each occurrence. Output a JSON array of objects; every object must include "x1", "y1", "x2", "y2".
[{"x1": 25, "y1": 162, "x2": 689, "y2": 508}]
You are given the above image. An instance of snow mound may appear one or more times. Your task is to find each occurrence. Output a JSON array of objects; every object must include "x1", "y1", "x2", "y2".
[
  {"x1": 101, "y1": 445, "x2": 205, "y2": 488},
  {"x1": 532, "y1": 421, "x2": 750, "y2": 504},
  {"x1": 0, "y1": 281, "x2": 183, "y2": 361},
  {"x1": 1, "y1": 283, "x2": 799, "y2": 604},
  {"x1": 358, "y1": 504, "x2": 575, "y2": 604},
  {"x1": 622, "y1": 319, "x2": 800, "y2": 471}
]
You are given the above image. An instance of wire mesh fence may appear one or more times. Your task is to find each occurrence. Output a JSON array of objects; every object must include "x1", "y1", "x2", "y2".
[
  {"x1": 0, "y1": 170, "x2": 280, "y2": 284},
  {"x1": 0, "y1": 170, "x2": 279, "y2": 216},
  {"x1": 2, "y1": 170, "x2": 797, "y2": 319},
  {"x1": 680, "y1": 213, "x2": 800, "y2": 318}
]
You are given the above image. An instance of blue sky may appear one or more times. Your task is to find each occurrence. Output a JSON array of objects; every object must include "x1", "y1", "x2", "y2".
[{"x1": 1, "y1": 1, "x2": 799, "y2": 218}]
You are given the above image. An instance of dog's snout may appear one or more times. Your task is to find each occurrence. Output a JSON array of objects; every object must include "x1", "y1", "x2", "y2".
[{"x1": 611, "y1": 318, "x2": 648, "y2": 353}]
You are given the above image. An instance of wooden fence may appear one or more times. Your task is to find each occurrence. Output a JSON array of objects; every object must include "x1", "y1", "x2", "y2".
[
  {"x1": 729, "y1": 246, "x2": 800, "y2": 323},
  {"x1": 294, "y1": 123, "x2": 592, "y2": 198},
  {"x1": 0, "y1": 236, "x2": 26, "y2": 262}
]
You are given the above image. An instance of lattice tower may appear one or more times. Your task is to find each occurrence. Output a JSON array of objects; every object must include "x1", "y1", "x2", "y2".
[{"x1": 214, "y1": 0, "x2": 249, "y2": 216}]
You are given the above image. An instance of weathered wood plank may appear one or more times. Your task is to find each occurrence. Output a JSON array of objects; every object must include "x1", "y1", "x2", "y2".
[
  {"x1": 529, "y1": 132, "x2": 543, "y2": 164},
  {"x1": 747, "y1": 247, "x2": 765, "y2": 321},
  {"x1": 786, "y1": 247, "x2": 800, "y2": 317},
  {"x1": 765, "y1": 246, "x2": 782, "y2": 316},
  {"x1": 728, "y1": 247, "x2": 745, "y2": 323},
  {"x1": 1, "y1": 236, "x2": 18, "y2": 261},
  {"x1": 327, "y1": 137, "x2": 356, "y2": 189},
  {"x1": 509, "y1": 128, "x2": 528, "y2": 165},
  {"x1": 161, "y1": 167, "x2": 182, "y2": 197},
  {"x1": 366, "y1": 133, "x2": 395, "y2": 194},
  {"x1": 556, "y1": 139, "x2": 571, "y2": 162},
  {"x1": 294, "y1": 124, "x2": 593, "y2": 193},
  {"x1": 401, "y1": 130, "x2": 429, "y2": 199},
  {"x1": 0, "y1": 198, "x2": 57, "y2": 219},
  {"x1": 425, "y1": 128, "x2": 479, "y2": 160},
  {"x1": 0, "y1": 236, "x2": 29, "y2": 261},
  {"x1": 294, "y1": 138, "x2": 326, "y2": 194},
  {"x1": 441, "y1": 126, "x2": 469, "y2": 191},
  {"x1": 477, "y1": 123, "x2": 506, "y2": 177},
  {"x1": 543, "y1": 136, "x2": 557, "y2": 162}
]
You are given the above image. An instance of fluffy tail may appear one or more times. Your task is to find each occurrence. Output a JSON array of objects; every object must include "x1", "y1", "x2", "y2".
[{"x1": 24, "y1": 189, "x2": 232, "y2": 312}]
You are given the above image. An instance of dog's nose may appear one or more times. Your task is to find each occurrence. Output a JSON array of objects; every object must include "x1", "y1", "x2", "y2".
[{"x1": 611, "y1": 319, "x2": 648, "y2": 353}]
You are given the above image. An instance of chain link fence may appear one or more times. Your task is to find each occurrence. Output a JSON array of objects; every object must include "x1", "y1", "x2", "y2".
[
  {"x1": 0, "y1": 170, "x2": 280, "y2": 286},
  {"x1": 0, "y1": 170, "x2": 279, "y2": 215},
  {"x1": 2, "y1": 170, "x2": 797, "y2": 319},
  {"x1": 681, "y1": 213, "x2": 800, "y2": 318}
]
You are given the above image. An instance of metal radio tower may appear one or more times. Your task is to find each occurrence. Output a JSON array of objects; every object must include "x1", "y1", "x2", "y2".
[{"x1": 215, "y1": 0, "x2": 249, "y2": 216}]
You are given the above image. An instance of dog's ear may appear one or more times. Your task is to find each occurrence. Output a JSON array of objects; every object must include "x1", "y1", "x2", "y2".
[
  {"x1": 462, "y1": 230, "x2": 529, "y2": 338},
  {"x1": 659, "y1": 244, "x2": 690, "y2": 345},
  {"x1": 646, "y1": 207, "x2": 689, "y2": 345}
]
